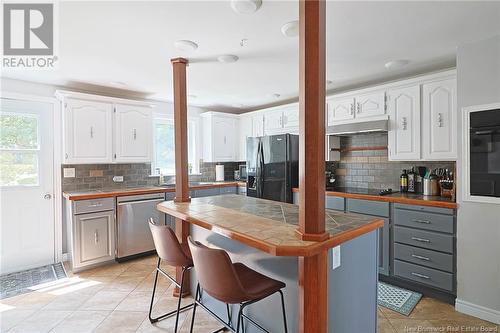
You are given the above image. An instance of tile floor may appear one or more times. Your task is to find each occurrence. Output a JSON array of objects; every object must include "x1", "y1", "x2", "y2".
[{"x1": 1, "y1": 255, "x2": 498, "y2": 333}]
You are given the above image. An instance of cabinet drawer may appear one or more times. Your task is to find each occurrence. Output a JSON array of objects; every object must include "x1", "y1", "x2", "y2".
[
  {"x1": 326, "y1": 196, "x2": 345, "y2": 211},
  {"x1": 394, "y1": 260, "x2": 454, "y2": 292},
  {"x1": 394, "y1": 226, "x2": 454, "y2": 254},
  {"x1": 74, "y1": 198, "x2": 114, "y2": 214},
  {"x1": 346, "y1": 199, "x2": 389, "y2": 217},
  {"x1": 220, "y1": 186, "x2": 237, "y2": 194},
  {"x1": 394, "y1": 208, "x2": 454, "y2": 234},
  {"x1": 394, "y1": 243, "x2": 454, "y2": 273}
]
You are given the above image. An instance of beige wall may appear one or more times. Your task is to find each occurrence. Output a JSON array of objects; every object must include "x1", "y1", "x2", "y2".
[{"x1": 456, "y1": 35, "x2": 500, "y2": 323}]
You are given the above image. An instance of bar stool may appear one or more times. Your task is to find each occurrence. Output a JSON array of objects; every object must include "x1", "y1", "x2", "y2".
[
  {"x1": 187, "y1": 236, "x2": 288, "y2": 333},
  {"x1": 148, "y1": 219, "x2": 194, "y2": 333}
]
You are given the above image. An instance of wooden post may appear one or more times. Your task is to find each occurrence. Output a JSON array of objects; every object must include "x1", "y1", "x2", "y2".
[
  {"x1": 297, "y1": 1, "x2": 328, "y2": 332},
  {"x1": 171, "y1": 57, "x2": 190, "y2": 297}
]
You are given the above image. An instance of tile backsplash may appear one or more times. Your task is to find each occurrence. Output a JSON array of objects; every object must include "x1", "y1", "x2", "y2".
[
  {"x1": 61, "y1": 161, "x2": 245, "y2": 192},
  {"x1": 328, "y1": 132, "x2": 455, "y2": 190}
]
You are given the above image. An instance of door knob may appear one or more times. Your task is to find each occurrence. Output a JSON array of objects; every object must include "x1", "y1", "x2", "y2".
[{"x1": 44, "y1": 193, "x2": 52, "y2": 200}]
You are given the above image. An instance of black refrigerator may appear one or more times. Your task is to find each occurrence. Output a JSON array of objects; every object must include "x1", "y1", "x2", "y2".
[{"x1": 246, "y1": 134, "x2": 299, "y2": 203}]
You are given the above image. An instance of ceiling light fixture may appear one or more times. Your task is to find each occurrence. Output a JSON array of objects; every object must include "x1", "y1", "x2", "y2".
[
  {"x1": 217, "y1": 55, "x2": 239, "y2": 63},
  {"x1": 384, "y1": 59, "x2": 410, "y2": 70},
  {"x1": 230, "y1": 0, "x2": 262, "y2": 14},
  {"x1": 281, "y1": 21, "x2": 299, "y2": 38},
  {"x1": 174, "y1": 40, "x2": 198, "y2": 52}
]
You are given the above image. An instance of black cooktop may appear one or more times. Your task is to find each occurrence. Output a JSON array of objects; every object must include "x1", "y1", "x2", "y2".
[{"x1": 325, "y1": 187, "x2": 397, "y2": 196}]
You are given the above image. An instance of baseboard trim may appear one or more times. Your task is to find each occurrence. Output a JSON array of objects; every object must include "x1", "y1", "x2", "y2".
[{"x1": 455, "y1": 299, "x2": 500, "y2": 324}]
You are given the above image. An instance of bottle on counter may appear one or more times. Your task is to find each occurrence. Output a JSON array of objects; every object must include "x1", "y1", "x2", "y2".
[
  {"x1": 400, "y1": 169, "x2": 408, "y2": 193},
  {"x1": 407, "y1": 167, "x2": 416, "y2": 193}
]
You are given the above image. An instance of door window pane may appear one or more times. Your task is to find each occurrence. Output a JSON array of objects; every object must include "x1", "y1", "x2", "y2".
[
  {"x1": 0, "y1": 114, "x2": 38, "y2": 149},
  {"x1": 0, "y1": 151, "x2": 39, "y2": 186}
]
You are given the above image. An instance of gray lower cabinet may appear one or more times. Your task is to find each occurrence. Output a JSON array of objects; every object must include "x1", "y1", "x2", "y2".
[
  {"x1": 393, "y1": 203, "x2": 456, "y2": 293},
  {"x1": 220, "y1": 186, "x2": 237, "y2": 194},
  {"x1": 66, "y1": 197, "x2": 116, "y2": 272},
  {"x1": 346, "y1": 198, "x2": 390, "y2": 276}
]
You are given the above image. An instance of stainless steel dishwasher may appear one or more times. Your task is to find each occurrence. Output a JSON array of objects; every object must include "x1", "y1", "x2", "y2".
[{"x1": 116, "y1": 193, "x2": 165, "y2": 260}]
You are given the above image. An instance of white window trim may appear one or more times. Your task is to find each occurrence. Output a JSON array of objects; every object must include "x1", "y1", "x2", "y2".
[
  {"x1": 461, "y1": 102, "x2": 500, "y2": 204},
  {"x1": 152, "y1": 114, "x2": 200, "y2": 176}
]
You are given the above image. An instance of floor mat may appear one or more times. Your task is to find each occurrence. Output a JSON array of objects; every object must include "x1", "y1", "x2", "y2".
[
  {"x1": 0, "y1": 262, "x2": 67, "y2": 299},
  {"x1": 378, "y1": 281, "x2": 422, "y2": 316}
]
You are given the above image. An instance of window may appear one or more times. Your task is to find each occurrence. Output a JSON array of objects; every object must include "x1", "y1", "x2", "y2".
[
  {"x1": 153, "y1": 117, "x2": 198, "y2": 175},
  {"x1": 0, "y1": 113, "x2": 40, "y2": 186}
]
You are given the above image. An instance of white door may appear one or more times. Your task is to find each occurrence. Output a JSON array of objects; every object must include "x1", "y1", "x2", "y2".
[
  {"x1": 355, "y1": 92, "x2": 386, "y2": 119},
  {"x1": 387, "y1": 85, "x2": 421, "y2": 161},
  {"x1": 0, "y1": 98, "x2": 55, "y2": 274},
  {"x1": 64, "y1": 99, "x2": 112, "y2": 164},
  {"x1": 264, "y1": 110, "x2": 283, "y2": 133},
  {"x1": 422, "y1": 78, "x2": 457, "y2": 160},
  {"x1": 114, "y1": 104, "x2": 152, "y2": 163},
  {"x1": 252, "y1": 114, "x2": 264, "y2": 137},
  {"x1": 213, "y1": 117, "x2": 236, "y2": 161},
  {"x1": 327, "y1": 97, "x2": 355, "y2": 124}
]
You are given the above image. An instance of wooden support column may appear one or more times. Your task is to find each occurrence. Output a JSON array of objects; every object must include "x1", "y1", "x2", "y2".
[
  {"x1": 296, "y1": 1, "x2": 328, "y2": 332},
  {"x1": 171, "y1": 57, "x2": 190, "y2": 297}
]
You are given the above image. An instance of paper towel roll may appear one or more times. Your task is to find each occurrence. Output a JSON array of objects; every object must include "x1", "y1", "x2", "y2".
[{"x1": 215, "y1": 165, "x2": 225, "y2": 182}]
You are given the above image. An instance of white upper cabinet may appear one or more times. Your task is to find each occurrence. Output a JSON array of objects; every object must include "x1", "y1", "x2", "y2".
[
  {"x1": 422, "y1": 78, "x2": 457, "y2": 160},
  {"x1": 327, "y1": 97, "x2": 355, "y2": 124},
  {"x1": 64, "y1": 99, "x2": 113, "y2": 164},
  {"x1": 355, "y1": 92, "x2": 386, "y2": 119},
  {"x1": 202, "y1": 112, "x2": 238, "y2": 162},
  {"x1": 57, "y1": 91, "x2": 153, "y2": 164},
  {"x1": 264, "y1": 109, "x2": 284, "y2": 133},
  {"x1": 282, "y1": 106, "x2": 299, "y2": 130},
  {"x1": 252, "y1": 114, "x2": 264, "y2": 137},
  {"x1": 387, "y1": 85, "x2": 421, "y2": 161},
  {"x1": 114, "y1": 104, "x2": 153, "y2": 163},
  {"x1": 238, "y1": 115, "x2": 253, "y2": 162}
]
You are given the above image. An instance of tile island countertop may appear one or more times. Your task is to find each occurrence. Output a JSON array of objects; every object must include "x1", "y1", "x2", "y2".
[{"x1": 156, "y1": 194, "x2": 383, "y2": 257}]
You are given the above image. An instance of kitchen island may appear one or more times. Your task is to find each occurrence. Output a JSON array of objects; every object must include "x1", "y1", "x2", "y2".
[{"x1": 157, "y1": 194, "x2": 383, "y2": 332}]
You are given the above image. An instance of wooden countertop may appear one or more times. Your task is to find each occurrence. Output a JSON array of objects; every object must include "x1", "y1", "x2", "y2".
[
  {"x1": 292, "y1": 188, "x2": 457, "y2": 209},
  {"x1": 157, "y1": 194, "x2": 383, "y2": 257},
  {"x1": 63, "y1": 182, "x2": 246, "y2": 201}
]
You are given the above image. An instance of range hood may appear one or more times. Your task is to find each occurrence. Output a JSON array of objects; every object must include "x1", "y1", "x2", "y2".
[{"x1": 326, "y1": 117, "x2": 388, "y2": 135}]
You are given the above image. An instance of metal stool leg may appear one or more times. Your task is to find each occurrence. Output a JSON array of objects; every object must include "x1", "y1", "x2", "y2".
[
  {"x1": 148, "y1": 258, "x2": 162, "y2": 323},
  {"x1": 189, "y1": 284, "x2": 201, "y2": 333},
  {"x1": 279, "y1": 290, "x2": 288, "y2": 333}
]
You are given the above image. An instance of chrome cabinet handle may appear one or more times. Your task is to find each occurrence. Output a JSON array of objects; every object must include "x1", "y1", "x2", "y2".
[
  {"x1": 411, "y1": 272, "x2": 430, "y2": 279},
  {"x1": 411, "y1": 236, "x2": 430, "y2": 243},
  {"x1": 133, "y1": 129, "x2": 137, "y2": 140},
  {"x1": 437, "y1": 113, "x2": 443, "y2": 127},
  {"x1": 356, "y1": 102, "x2": 361, "y2": 113},
  {"x1": 412, "y1": 219, "x2": 431, "y2": 224},
  {"x1": 402, "y1": 117, "x2": 408, "y2": 130},
  {"x1": 88, "y1": 202, "x2": 103, "y2": 207},
  {"x1": 350, "y1": 104, "x2": 355, "y2": 115},
  {"x1": 94, "y1": 230, "x2": 99, "y2": 244},
  {"x1": 90, "y1": 126, "x2": 94, "y2": 138},
  {"x1": 411, "y1": 254, "x2": 430, "y2": 261}
]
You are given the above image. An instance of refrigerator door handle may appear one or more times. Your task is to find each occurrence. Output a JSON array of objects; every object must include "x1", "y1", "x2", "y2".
[{"x1": 258, "y1": 141, "x2": 265, "y2": 198}]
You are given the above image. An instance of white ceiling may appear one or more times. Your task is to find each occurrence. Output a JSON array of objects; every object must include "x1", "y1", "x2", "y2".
[{"x1": 3, "y1": 1, "x2": 500, "y2": 113}]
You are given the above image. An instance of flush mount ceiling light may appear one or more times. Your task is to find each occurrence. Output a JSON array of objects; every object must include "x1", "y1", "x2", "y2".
[
  {"x1": 230, "y1": 0, "x2": 262, "y2": 14},
  {"x1": 281, "y1": 20, "x2": 299, "y2": 37},
  {"x1": 174, "y1": 40, "x2": 198, "y2": 52},
  {"x1": 384, "y1": 59, "x2": 410, "y2": 70},
  {"x1": 217, "y1": 54, "x2": 239, "y2": 63}
]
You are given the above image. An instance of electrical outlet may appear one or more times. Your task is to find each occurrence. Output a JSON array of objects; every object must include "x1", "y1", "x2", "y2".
[
  {"x1": 113, "y1": 176, "x2": 124, "y2": 182},
  {"x1": 332, "y1": 246, "x2": 341, "y2": 270},
  {"x1": 63, "y1": 168, "x2": 75, "y2": 178}
]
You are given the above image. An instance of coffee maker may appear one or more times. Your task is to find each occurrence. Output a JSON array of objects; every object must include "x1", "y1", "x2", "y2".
[{"x1": 326, "y1": 170, "x2": 336, "y2": 190}]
